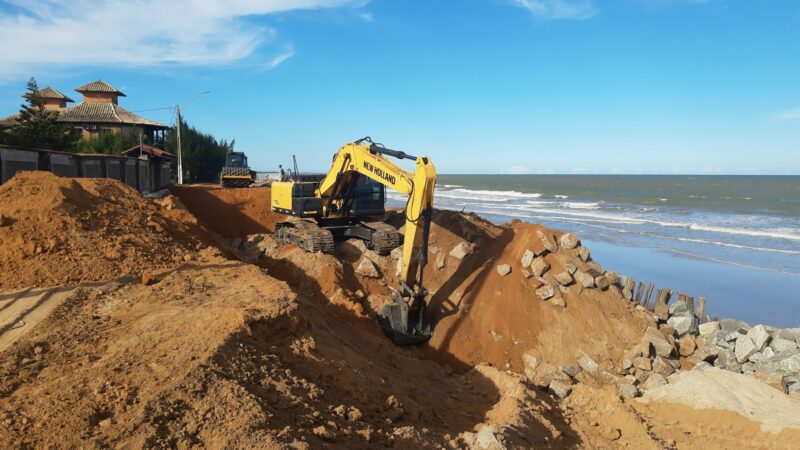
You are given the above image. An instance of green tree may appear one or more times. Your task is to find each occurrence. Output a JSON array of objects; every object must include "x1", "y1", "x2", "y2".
[
  {"x1": 164, "y1": 121, "x2": 233, "y2": 183},
  {"x1": 3, "y1": 78, "x2": 81, "y2": 151},
  {"x1": 74, "y1": 128, "x2": 141, "y2": 155}
]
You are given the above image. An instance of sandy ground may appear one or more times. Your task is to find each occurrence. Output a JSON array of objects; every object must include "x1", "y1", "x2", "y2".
[{"x1": 1, "y1": 177, "x2": 798, "y2": 449}]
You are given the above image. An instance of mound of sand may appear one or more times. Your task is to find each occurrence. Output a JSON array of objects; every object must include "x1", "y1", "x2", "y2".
[
  {"x1": 0, "y1": 172, "x2": 214, "y2": 290},
  {"x1": 4, "y1": 182, "x2": 789, "y2": 448},
  {"x1": 640, "y1": 365, "x2": 800, "y2": 433}
]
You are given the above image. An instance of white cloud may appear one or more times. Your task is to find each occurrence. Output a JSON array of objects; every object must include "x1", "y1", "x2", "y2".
[
  {"x1": 501, "y1": 166, "x2": 532, "y2": 174},
  {"x1": 0, "y1": 0, "x2": 362, "y2": 81},
  {"x1": 509, "y1": 0, "x2": 597, "y2": 20},
  {"x1": 771, "y1": 107, "x2": 800, "y2": 121},
  {"x1": 260, "y1": 46, "x2": 296, "y2": 71}
]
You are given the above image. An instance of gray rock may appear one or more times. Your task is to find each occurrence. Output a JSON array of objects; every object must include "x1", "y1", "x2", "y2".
[
  {"x1": 554, "y1": 272, "x2": 573, "y2": 286},
  {"x1": 564, "y1": 263, "x2": 578, "y2": 275},
  {"x1": 390, "y1": 246, "x2": 403, "y2": 260},
  {"x1": 641, "y1": 327, "x2": 674, "y2": 358},
  {"x1": 537, "y1": 230, "x2": 558, "y2": 253},
  {"x1": 668, "y1": 300, "x2": 691, "y2": 318},
  {"x1": 521, "y1": 249, "x2": 535, "y2": 268},
  {"x1": 559, "y1": 233, "x2": 580, "y2": 250},
  {"x1": 535, "y1": 284, "x2": 555, "y2": 300},
  {"x1": 578, "y1": 352, "x2": 600, "y2": 377},
  {"x1": 550, "y1": 295, "x2": 566, "y2": 308},
  {"x1": 746, "y1": 325, "x2": 771, "y2": 351},
  {"x1": 698, "y1": 321, "x2": 720, "y2": 337},
  {"x1": 759, "y1": 352, "x2": 800, "y2": 373},
  {"x1": 618, "y1": 383, "x2": 639, "y2": 399},
  {"x1": 521, "y1": 269, "x2": 532, "y2": 279},
  {"x1": 530, "y1": 257, "x2": 550, "y2": 277},
  {"x1": 642, "y1": 373, "x2": 668, "y2": 390},
  {"x1": 714, "y1": 348, "x2": 742, "y2": 372},
  {"x1": 667, "y1": 315, "x2": 698, "y2": 337},
  {"x1": 719, "y1": 319, "x2": 750, "y2": 334},
  {"x1": 574, "y1": 271, "x2": 595, "y2": 288},
  {"x1": 560, "y1": 364, "x2": 581, "y2": 378},
  {"x1": 771, "y1": 338, "x2": 798, "y2": 354},
  {"x1": 774, "y1": 328, "x2": 800, "y2": 343},
  {"x1": 735, "y1": 334, "x2": 758, "y2": 363},
  {"x1": 355, "y1": 258, "x2": 380, "y2": 278},
  {"x1": 496, "y1": 264, "x2": 512, "y2": 277},
  {"x1": 694, "y1": 361, "x2": 713, "y2": 371},
  {"x1": 549, "y1": 380, "x2": 572, "y2": 399},
  {"x1": 742, "y1": 362, "x2": 756, "y2": 375}
]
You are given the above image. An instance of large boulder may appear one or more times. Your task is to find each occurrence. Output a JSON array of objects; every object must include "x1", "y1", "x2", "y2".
[
  {"x1": 554, "y1": 272, "x2": 573, "y2": 286},
  {"x1": 496, "y1": 264, "x2": 512, "y2": 277},
  {"x1": 667, "y1": 315, "x2": 698, "y2": 337},
  {"x1": 698, "y1": 321, "x2": 720, "y2": 337},
  {"x1": 559, "y1": 233, "x2": 580, "y2": 250},
  {"x1": 771, "y1": 338, "x2": 798, "y2": 354},
  {"x1": 449, "y1": 241, "x2": 473, "y2": 260},
  {"x1": 520, "y1": 249, "x2": 535, "y2": 268},
  {"x1": 746, "y1": 325, "x2": 770, "y2": 352},
  {"x1": 355, "y1": 258, "x2": 380, "y2": 278},
  {"x1": 642, "y1": 373, "x2": 668, "y2": 390},
  {"x1": 734, "y1": 334, "x2": 758, "y2": 363},
  {"x1": 668, "y1": 300, "x2": 691, "y2": 317},
  {"x1": 535, "y1": 284, "x2": 555, "y2": 300},
  {"x1": 530, "y1": 257, "x2": 550, "y2": 277},
  {"x1": 574, "y1": 271, "x2": 595, "y2": 288},
  {"x1": 578, "y1": 352, "x2": 600, "y2": 377},
  {"x1": 536, "y1": 230, "x2": 558, "y2": 253},
  {"x1": 641, "y1": 327, "x2": 674, "y2": 358}
]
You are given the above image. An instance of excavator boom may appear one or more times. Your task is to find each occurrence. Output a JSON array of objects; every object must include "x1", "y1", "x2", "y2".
[
  {"x1": 317, "y1": 138, "x2": 437, "y2": 344},
  {"x1": 271, "y1": 137, "x2": 437, "y2": 345}
]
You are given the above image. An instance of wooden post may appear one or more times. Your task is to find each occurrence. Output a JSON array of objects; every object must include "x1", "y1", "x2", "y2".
[
  {"x1": 635, "y1": 282, "x2": 644, "y2": 304},
  {"x1": 644, "y1": 283, "x2": 655, "y2": 308},
  {"x1": 687, "y1": 296, "x2": 695, "y2": 313},
  {"x1": 625, "y1": 277, "x2": 635, "y2": 301},
  {"x1": 697, "y1": 297, "x2": 706, "y2": 322}
]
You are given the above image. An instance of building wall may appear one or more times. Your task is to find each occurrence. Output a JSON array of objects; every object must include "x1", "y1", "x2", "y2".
[
  {"x1": 43, "y1": 99, "x2": 67, "y2": 110},
  {"x1": 81, "y1": 92, "x2": 118, "y2": 105}
]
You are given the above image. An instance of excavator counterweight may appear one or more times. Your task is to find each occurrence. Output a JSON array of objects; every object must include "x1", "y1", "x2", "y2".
[{"x1": 271, "y1": 137, "x2": 437, "y2": 344}]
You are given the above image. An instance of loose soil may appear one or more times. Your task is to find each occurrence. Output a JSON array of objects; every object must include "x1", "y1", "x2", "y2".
[
  {"x1": 0, "y1": 172, "x2": 216, "y2": 290},
  {"x1": 0, "y1": 176, "x2": 797, "y2": 448}
]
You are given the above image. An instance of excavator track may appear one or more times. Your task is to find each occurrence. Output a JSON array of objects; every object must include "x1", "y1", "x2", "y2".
[
  {"x1": 276, "y1": 219, "x2": 335, "y2": 254},
  {"x1": 365, "y1": 221, "x2": 401, "y2": 255}
]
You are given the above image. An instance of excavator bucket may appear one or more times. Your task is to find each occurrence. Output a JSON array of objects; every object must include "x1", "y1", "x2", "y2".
[{"x1": 377, "y1": 298, "x2": 431, "y2": 345}]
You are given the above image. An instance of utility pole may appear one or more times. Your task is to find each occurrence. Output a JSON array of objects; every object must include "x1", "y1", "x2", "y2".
[{"x1": 176, "y1": 104, "x2": 183, "y2": 185}]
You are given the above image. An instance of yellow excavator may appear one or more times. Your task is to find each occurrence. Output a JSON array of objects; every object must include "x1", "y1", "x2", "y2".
[{"x1": 271, "y1": 137, "x2": 437, "y2": 345}]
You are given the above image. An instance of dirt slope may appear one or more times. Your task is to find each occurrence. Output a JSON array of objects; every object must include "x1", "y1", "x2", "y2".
[
  {"x1": 0, "y1": 172, "x2": 212, "y2": 290},
  {"x1": 169, "y1": 184, "x2": 279, "y2": 238},
  {"x1": 3, "y1": 179, "x2": 797, "y2": 449}
]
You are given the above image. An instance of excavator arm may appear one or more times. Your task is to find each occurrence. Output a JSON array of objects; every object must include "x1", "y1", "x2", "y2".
[{"x1": 318, "y1": 137, "x2": 437, "y2": 344}]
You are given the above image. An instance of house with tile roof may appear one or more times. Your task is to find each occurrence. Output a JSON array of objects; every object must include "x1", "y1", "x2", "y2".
[{"x1": 0, "y1": 80, "x2": 168, "y2": 147}]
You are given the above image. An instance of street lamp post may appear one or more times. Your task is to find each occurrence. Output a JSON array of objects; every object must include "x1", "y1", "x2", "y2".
[{"x1": 175, "y1": 91, "x2": 209, "y2": 185}]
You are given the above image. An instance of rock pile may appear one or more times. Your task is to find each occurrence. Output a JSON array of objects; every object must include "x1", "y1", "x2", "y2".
[
  {"x1": 633, "y1": 294, "x2": 800, "y2": 398},
  {"x1": 516, "y1": 232, "x2": 622, "y2": 309}
]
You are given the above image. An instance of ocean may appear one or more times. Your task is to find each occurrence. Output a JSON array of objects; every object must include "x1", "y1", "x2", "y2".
[{"x1": 386, "y1": 175, "x2": 800, "y2": 327}]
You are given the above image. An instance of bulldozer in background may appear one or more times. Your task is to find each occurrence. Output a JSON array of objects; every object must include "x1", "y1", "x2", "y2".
[
  {"x1": 219, "y1": 151, "x2": 255, "y2": 188},
  {"x1": 270, "y1": 137, "x2": 437, "y2": 345}
]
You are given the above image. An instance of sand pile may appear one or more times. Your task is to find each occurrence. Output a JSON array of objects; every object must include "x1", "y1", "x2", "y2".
[
  {"x1": 0, "y1": 172, "x2": 215, "y2": 290},
  {"x1": 169, "y1": 184, "x2": 278, "y2": 238},
  {"x1": 0, "y1": 260, "x2": 570, "y2": 448},
  {"x1": 4, "y1": 183, "x2": 800, "y2": 448}
]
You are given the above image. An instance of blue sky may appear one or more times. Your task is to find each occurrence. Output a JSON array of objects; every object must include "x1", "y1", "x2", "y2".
[{"x1": 0, "y1": 0, "x2": 798, "y2": 174}]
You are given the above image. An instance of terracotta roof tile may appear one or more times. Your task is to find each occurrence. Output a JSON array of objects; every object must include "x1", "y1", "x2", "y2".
[{"x1": 74, "y1": 80, "x2": 126, "y2": 96}]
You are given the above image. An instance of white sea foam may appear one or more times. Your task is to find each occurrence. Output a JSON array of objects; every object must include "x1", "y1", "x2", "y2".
[{"x1": 555, "y1": 194, "x2": 569, "y2": 199}]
